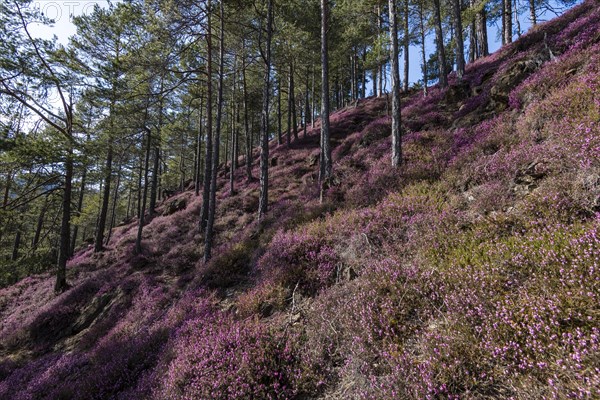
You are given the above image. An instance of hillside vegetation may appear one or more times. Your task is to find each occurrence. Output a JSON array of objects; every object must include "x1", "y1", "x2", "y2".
[{"x1": 1, "y1": 2, "x2": 600, "y2": 398}]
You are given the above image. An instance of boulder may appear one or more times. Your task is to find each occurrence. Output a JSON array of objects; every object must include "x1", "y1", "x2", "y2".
[
  {"x1": 162, "y1": 197, "x2": 187, "y2": 216},
  {"x1": 513, "y1": 160, "x2": 548, "y2": 194},
  {"x1": 490, "y1": 52, "x2": 549, "y2": 111}
]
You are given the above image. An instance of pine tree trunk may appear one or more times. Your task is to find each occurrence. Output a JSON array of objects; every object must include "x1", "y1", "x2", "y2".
[
  {"x1": 320, "y1": 0, "x2": 333, "y2": 197},
  {"x1": 504, "y1": 0, "x2": 513, "y2": 43},
  {"x1": 476, "y1": 5, "x2": 489, "y2": 57},
  {"x1": 453, "y1": 0, "x2": 465, "y2": 78},
  {"x1": 377, "y1": 4, "x2": 383, "y2": 97},
  {"x1": 137, "y1": 143, "x2": 143, "y2": 217},
  {"x1": 179, "y1": 129, "x2": 187, "y2": 191},
  {"x1": 195, "y1": 96, "x2": 204, "y2": 196},
  {"x1": 469, "y1": 0, "x2": 477, "y2": 61},
  {"x1": 149, "y1": 94, "x2": 163, "y2": 216},
  {"x1": 11, "y1": 215, "x2": 22, "y2": 261},
  {"x1": 258, "y1": 0, "x2": 273, "y2": 221},
  {"x1": 56, "y1": 143, "x2": 73, "y2": 292},
  {"x1": 136, "y1": 127, "x2": 151, "y2": 255},
  {"x1": 230, "y1": 53, "x2": 238, "y2": 195},
  {"x1": 70, "y1": 167, "x2": 87, "y2": 256},
  {"x1": 515, "y1": 0, "x2": 522, "y2": 36},
  {"x1": 403, "y1": 0, "x2": 409, "y2": 92},
  {"x1": 350, "y1": 54, "x2": 355, "y2": 101},
  {"x1": 287, "y1": 67, "x2": 292, "y2": 146},
  {"x1": 419, "y1": 2, "x2": 428, "y2": 96},
  {"x1": 204, "y1": 0, "x2": 226, "y2": 261},
  {"x1": 94, "y1": 140, "x2": 112, "y2": 252},
  {"x1": 33, "y1": 197, "x2": 48, "y2": 253},
  {"x1": 0, "y1": 171, "x2": 12, "y2": 245},
  {"x1": 126, "y1": 187, "x2": 132, "y2": 220},
  {"x1": 311, "y1": 64, "x2": 316, "y2": 127},
  {"x1": 305, "y1": 68, "x2": 310, "y2": 136},
  {"x1": 290, "y1": 63, "x2": 298, "y2": 141},
  {"x1": 277, "y1": 76, "x2": 283, "y2": 145},
  {"x1": 106, "y1": 160, "x2": 122, "y2": 245},
  {"x1": 433, "y1": 0, "x2": 448, "y2": 88},
  {"x1": 502, "y1": 0, "x2": 507, "y2": 45},
  {"x1": 529, "y1": 0, "x2": 536, "y2": 25},
  {"x1": 200, "y1": 3, "x2": 213, "y2": 232},
  {"x1": 389, "y1": 0, "x2": 402, "y2": 167},
  {"x1": 372, "y1": 68, "x2": 377, "y2": 97},
  {"x1": 242, "y1": 43, "x2": 252, "y2": 182},
  {"x1": 361, "y1": 50, "x2": 367, "y2": 98}
]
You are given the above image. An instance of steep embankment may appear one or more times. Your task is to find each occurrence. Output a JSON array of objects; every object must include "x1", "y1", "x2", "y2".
[{"x1": 1, "y1": 1, "x2": 600, "y2": 398}]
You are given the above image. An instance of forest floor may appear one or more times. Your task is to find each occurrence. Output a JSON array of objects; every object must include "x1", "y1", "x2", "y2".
[{"x1": 1, "y1": 1, "x2": 600, "y2": 398}]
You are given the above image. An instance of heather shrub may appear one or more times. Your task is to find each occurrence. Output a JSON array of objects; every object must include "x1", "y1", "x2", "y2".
[
  {"x1": 236, "y1": 281, "x2": 291, "y2": 317},
  {"x1": 199, "y1": 239, "x2": 257, "y2": 289},
  {"x1": 257, "y1": 226, "x2": 339, "y2": 295},
  {"x1": 414, "y1": 213, "x2": 600, "y2": 398},
  {"x1": 158, "y1": 312, "x2": 298, "y2": 399},
  {"x1": 358, "y1": 116, "x2": 391, "y2": 147}
]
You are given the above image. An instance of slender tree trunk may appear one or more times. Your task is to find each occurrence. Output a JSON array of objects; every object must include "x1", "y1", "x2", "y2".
[
  {"x1": 453, "y1": 0, "x2": 465, "y2": 79},
  {"x1": 277, "y1": 75, "x2": 283, "y2": 145},
  {"x1": 195, "y1": 95, "x2": 204, "y2": 196},
  {"x1": 502, "y1": 0, "x2": 507, "y2": 45},
  {"x1": 234, "y1": 89, "x2": 240, "y2": 170},
  {"x1": 290, "y1": 63, "x2": 298, "y2": 141},
  {"x1": 136, "y1": 127, "x2": 151, "y2": 255},
  {"x1": 305, "y1": 68, "x2": 310, "y2": 137},
  {"x1": 469, "y1": 0, "x2": 477, "y2": 62},
  {"x1": 126, "y1": 187, "x2": 132, "y2": 220},
  {"x1": 0, "y1": 171, "x2": 11, "y2": 245},
  {"x1": 204, "y1": 0, "x2": 226, "y2": 261},
  {"x1": 258, "y1": 0, "x2": 273, "y2": 221},
  {"x1": 70, "y1": 167, "x2": 87, "y2": 256},
  {"x1": 389, "y1": 0, "x2": 402, "y2": 167},
  {"x1": 200, "y1": 3, "x2": 213, "y2": 233},
  {"x1": 12, "y1": 214, "x2": 22, "y2": 261},
  {"x1": 287, "y1": 69, "x2": 292, "y2": 146},
  {"x1": 419, "y1": 2, "x2": 428, "y2": 96},
  {"x1": 372, "y1": 68, "x2": 378, "y2": 97},
  {"x1": 470, "y1": 23, "x2": 477, "y2": 61},
  {"x1": 311, "y1": 64, "x2": 316, "y2": 128},
  {"x1": 225, "y1": 112, "x2": 230, "y2": 166},
  {"x1": 242, "y1": 42, "x2": 252, "y2": 182},
  {"x1": 230, "y1": 53, "x2": 238, "y2": 195},
  {"x1": 350, "y1": 53, "x2": 356, "y2": 100},
  {"x1": 476, "y1": 5, "x2": 489, "y2": 57},
  {"x1": 433, "y1": 0, "x2": 448, "y2": 88},
  {"x1": 137, "y1": 143, "x2": 143, "y2": 217},
  {"x1": 504, "y1": 0, "x2": 512, "y2": 44},
  {"x1": 179, "y1": 128, "x2": 187, "y2": 191},
  {"x1": 529, "y1": 0, "x2": 536, "y2": 25},
  {"x1": 515, "y1": 0, "x2": 522, "y2": 36},
  {"x1": 403, "y1": 0, "x2": 409, "y2": 92},
  {"x1": 361, "y1": 49, "x2": 367, "y2": 98},
  {"x1": 377, "y1": 4, "x2": 383, "y2": 97},
  {"x1": 56, "y1": 142, "x2": 73, "y2": 292},
  {"x1": 33, "y1": 196, "x2": 48, "y2": 252},
  {"x1": 2, "y1": 171, "x2": 10, "y2": 208},
  {"x1": 94, "y1": 140, "x2": 112, "y2": 252},
  {"x1": 105, "y1": 159, "x2": 123, "y2": 245},
  {"x1": 149, "y1": 89, "x2": 163, "y2": 216},
  {"x1": 320, "y1": 0, "x2": 332, "y2": 198}
]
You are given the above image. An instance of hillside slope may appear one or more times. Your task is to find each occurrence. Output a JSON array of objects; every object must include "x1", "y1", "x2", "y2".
[{"x1": 1, "y1": 1, "x2": 600, "y2": 398}]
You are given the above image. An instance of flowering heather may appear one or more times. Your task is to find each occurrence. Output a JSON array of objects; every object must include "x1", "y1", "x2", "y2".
[{"x1": 1, "y1": 2, "x2": 600, "y2": 398}]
